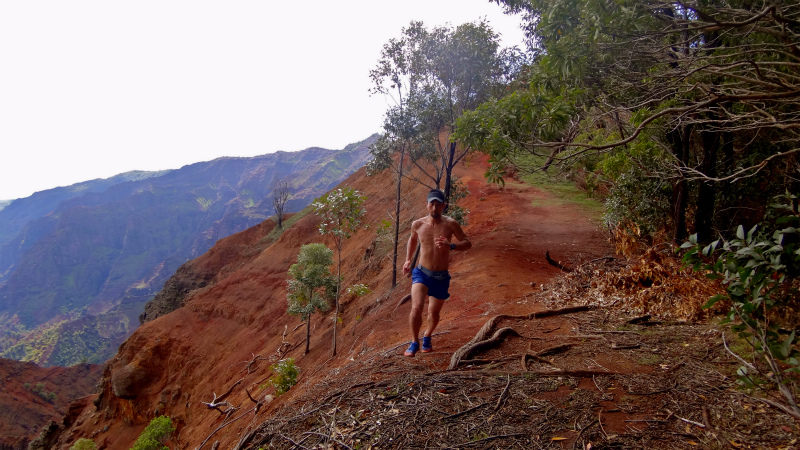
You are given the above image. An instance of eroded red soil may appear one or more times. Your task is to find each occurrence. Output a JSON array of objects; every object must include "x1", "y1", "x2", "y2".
[{"x1": 46, "y1": 154, "x2": 680, "y2": 449}]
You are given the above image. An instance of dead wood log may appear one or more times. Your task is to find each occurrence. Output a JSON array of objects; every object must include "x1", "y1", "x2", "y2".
[
  {"x1": 202, "y1": 378, "x2": 243, "y2": 413},
  {"x1": 546, "y1": 250, "x2": 572, "y2": 272}
]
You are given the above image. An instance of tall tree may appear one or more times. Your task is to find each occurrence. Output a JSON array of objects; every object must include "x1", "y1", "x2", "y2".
[
  {"x1": 272, "y1": 178, "x2": 291, "y2": 229},
  {"x1": 312, "y1": 187, "x2": 367, "y2": 356},
  {"x1": 370, "y1": 20, "x2": 514, "y2": 206},
  {"x1": 457, "y1": 0, "x2": 800, "y2": 241},
  {"x1": 286, "y1": 243, "x2": 335, "y2": 355}
]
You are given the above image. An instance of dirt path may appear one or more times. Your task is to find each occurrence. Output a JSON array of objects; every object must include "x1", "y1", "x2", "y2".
[{"x1": 240, "y1": 159, "x2": 797, "y2": 449}]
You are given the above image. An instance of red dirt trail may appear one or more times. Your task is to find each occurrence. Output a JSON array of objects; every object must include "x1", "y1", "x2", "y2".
[{"x1": 49, "y1": 154, "x2": 615, "y2": 449}]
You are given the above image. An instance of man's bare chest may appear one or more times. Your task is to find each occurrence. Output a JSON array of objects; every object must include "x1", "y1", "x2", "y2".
[{"x1": 418, "y1": 221, "x2": 452, "y2": 239}]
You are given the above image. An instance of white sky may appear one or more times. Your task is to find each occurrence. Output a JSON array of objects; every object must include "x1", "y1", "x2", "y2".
[{"x1": 0, "y1": 1, "x2": 524, "y2": 201}]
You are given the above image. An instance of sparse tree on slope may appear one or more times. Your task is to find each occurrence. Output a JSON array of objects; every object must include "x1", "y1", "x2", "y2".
[
  {"x1": 313, "y1": 187, "x2": 367, "y2": 356},
  {"x1": 287, "y1": 243, "x2": 335, "y2": 355},
  {"x1": 272, "y1": 178, "x2": 291, "y2": 229}
]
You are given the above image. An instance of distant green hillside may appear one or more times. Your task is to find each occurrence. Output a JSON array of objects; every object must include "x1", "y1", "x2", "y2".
[{"x1": 0, "y1": 135, "x2": 377, "y2": 366}]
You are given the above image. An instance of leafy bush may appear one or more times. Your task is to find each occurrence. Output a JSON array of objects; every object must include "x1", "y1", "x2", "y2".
[
  {"x1": 70, "y1": 438, "x2": 96, "y2": 450},
  {"x1": 131, "y1": 416, "x2": 174, "y2": 450},
  {"x1": 682, "y1": 193, "x2": 800, "y2": 417},
  {"x1": 269, "y1": 358, "x2": 300, "y2": 396},
  {"x1": 447, "y1": 177, "x2": 470, "y2": 226},
  {"x1": 602, "y1": 164, "x2": 671, "y2": 237}
]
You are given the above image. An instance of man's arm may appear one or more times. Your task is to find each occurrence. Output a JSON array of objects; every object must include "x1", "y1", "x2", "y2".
[
  {"x1": 402, "y1": 221, "x2": 420, "y2": 276},
  {"x1": 450, "y1": 220, "x2": 472, "y2": 252}
]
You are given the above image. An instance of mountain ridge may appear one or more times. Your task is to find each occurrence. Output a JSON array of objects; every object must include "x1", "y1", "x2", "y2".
[{"x1": 0, "y1": 135, "x2": 378, "y2": 366}]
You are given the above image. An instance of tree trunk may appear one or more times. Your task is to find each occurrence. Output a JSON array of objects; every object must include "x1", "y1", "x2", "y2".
[
  {"x1": 670, "y1": 125, "x2": 692, "y2": 243},
  {"x1": 695, "y1": 128, "x2": 719, "y2": 242},
  {"x1": 305, "y1": 317, "x2": 311, "y2": 355},
  {"x1": 442, "y1": 141, "x2": 456, "y2": 214},
  {"x1": 392, "y1": 147, "x2": 406, "y2": 288},
  {"x1": 332, "y1": 248, "x2": 341, "y2": 357}
]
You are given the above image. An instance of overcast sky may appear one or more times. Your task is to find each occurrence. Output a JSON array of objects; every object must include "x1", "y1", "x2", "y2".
[{"x1": 0, "y1": 1, "x2": 524, "y2": 201}]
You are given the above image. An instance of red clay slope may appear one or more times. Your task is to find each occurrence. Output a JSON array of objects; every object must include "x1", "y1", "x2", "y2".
[
  {"x1": 49, "y1": 154, "x2": 610, "y2": 449},
  {"x1": 0, "y1": 359, "x2": 102, "y2": 450}
]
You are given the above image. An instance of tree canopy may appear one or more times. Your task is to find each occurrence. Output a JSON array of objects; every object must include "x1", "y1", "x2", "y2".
[
  {"x1": 455, "y1": 0, "x2": 800, "y2": 242},
  {"x1": 370, "y1": 20, "x2": 519, "y2": 203}
]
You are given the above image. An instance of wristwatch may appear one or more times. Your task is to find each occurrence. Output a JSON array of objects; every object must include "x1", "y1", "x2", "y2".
[{"x1": 450, "y1": 243, "x2": 456, "y2": 251}]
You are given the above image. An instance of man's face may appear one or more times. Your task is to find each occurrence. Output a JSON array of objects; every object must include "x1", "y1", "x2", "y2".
[{"x1": 427, "y1": 200, "x2": 444, "y2": 218}]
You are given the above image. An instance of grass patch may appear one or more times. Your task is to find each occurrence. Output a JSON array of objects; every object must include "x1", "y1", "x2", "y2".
[{"x1": 509, "y1": 153, "x2": 604, "y2": 218}]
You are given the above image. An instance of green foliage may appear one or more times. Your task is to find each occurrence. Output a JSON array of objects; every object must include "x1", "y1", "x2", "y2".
[
  {"x1": 346, "y1": 284, "x2": 372, "y2": 297},
  {"x1": 447, "y1": 177, "x2": 470, "y2": 227},
  {"x1": 602, "y1": 164, "x2": 672, "y2": 236},
  {"x1": 371, "y1": 20, "x2": 512, "y2": 198},
  {"x1": 70, "y1": 438, "x2": 96, "y2": 450},
  {"x1": 25, "y1": 381, "x2": 57, "y2": 403},
  {"x1": 682, "y1": 193, "x2": 800, "y2": 413},
  {"x1": 269, "y1": 358, "x2": 300, "y2": 396},
  {"x1": 313, "y1": 188, "x2": 367, "y2": 246},
  {"x1": 286, "y1": 244, "x2": 335, "y2": 321},
  {"x1": 131, "y1": 416, "x2": 174, "y2": 450}
]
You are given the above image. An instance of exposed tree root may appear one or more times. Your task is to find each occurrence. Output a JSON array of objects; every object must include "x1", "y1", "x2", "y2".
[
  {"x1": 534, "y1": 344, "x2": 574, "y2": 357},
  {"x1": 448, "y1": 327, "x2": 520, "y2": 369},
  {"x1": 448, "y1": 305, "x2": 594, "y2": 369}
]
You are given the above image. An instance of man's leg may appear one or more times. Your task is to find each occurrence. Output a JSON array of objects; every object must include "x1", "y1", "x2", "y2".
[
  {"x1": 423, "y1": 296, "x2": 446, "y2": 338},
  {"x1": 405, "y1": 283, "x2": 428, "y2": 356},
  {"x1": 420, "y1": 296, "x2": 445, "y2": 353}
]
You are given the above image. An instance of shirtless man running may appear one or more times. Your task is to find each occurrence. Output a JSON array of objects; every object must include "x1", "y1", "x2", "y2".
[{"x1": 402, "y1": 189, "x2": 472, "y2": 357}]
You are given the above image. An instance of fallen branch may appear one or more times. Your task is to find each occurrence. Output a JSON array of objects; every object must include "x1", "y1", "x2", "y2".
[
  {"x1": 546, "y1": 250, "x2": 573, "y2": 272},
  {"x1": 495, "y1": 374, "x2": 511, "y2": 410},
  {"x1": 676, "y1": 415, "x2": 706, "y2": 429},
  {"x1": 572, "y1": 419, "x2": 599, "y2": 450}
]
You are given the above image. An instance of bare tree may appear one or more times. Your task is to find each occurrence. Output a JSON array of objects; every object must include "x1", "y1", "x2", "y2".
[{"x1": 272, "y1": 178, "x2": 290, "y2": 229}]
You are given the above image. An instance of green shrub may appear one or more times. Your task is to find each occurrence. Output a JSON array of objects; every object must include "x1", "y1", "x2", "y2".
[
  {"x1": 269, "y1": 358, "x2": 299, "y2": 396},
  {"x1": 682, "y1": 193, "x2": 800, "y2": 416},
  {"x1": 70, "y1": 438, "x2": 96, "y2": 450},
  {"x1": 131, "y1": 416, "x2": 174, "y2": 450}
]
